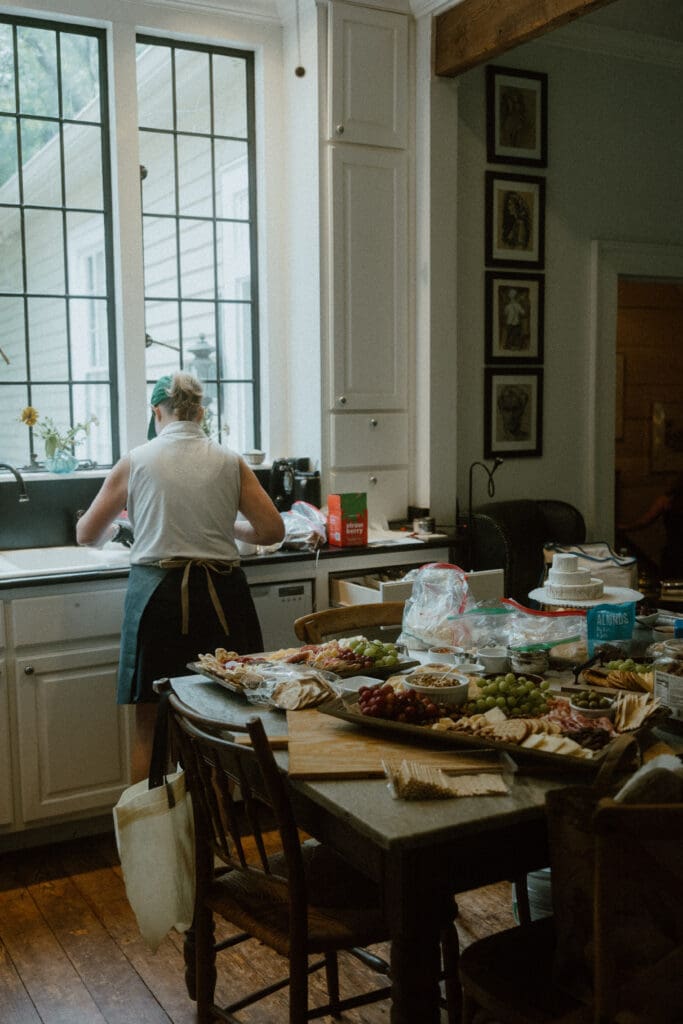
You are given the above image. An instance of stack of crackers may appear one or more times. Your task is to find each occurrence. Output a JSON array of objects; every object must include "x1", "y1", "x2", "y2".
[{"x1": 382, "y1": 759, "x2": 509, "y2": 800}]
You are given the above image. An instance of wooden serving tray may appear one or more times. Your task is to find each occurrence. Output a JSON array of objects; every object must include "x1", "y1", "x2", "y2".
[{"x1": 319, "y1": 693, "x2": 649, "y2": 774}]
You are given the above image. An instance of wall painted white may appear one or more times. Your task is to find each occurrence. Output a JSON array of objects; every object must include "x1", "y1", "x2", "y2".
[{"x1": 442, "y1": 30, "x2": 683, "y2": 536}]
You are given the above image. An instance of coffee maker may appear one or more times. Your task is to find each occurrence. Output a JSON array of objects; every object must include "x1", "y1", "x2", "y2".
[{"x1": 269, "y1": 459, "x2": 296, "y2": 511}]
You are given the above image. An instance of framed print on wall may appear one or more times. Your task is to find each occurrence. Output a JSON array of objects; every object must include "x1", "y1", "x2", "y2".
[
  {"x1": 486, "y1": 65, "x2": 548, "y2": 168},
  {"x1": 485, "y1": 171, "x2": 545, "y2": 269},
  {"x1": 652, "y1": 401, "x2": 683, "y2": 472},
  {"x1": 485, "y1": 271, "x2": 544, "y2": 364},
  {"x1": 485, "y1": 367, "x2": 543, "y2": 458}
]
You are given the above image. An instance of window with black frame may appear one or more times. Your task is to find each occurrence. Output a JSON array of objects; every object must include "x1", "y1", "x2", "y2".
[
  {"x1": 0, "y1": 15, "x2": 117, "y2": 471},
  {"x1": 136, "y1": 36, "x2": 260, "y2": 453}
]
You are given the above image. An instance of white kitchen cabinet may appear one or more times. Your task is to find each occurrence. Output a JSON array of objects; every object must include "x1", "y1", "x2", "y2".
[
  {"x1": 328, "y1": 1, "x2": 408, "y2": 149},
  {"x1": 328, "y1": 467, "x2": 408, "y2": 523},
  {"x1": 15, "y1": 644, "x2": 129, "y2": 823},
  {"x1": 330, "y1": 410, "x2": 408, "y2": 468},
  {"x1": 327, "y1": 144, "x2": 408, "y2": 413},
  {"x1": 0, "y1": 579, "x2": 131, "y2": 841},
  {"x1": 0, "y1": 657, "x2": 13, "y2": 828}
]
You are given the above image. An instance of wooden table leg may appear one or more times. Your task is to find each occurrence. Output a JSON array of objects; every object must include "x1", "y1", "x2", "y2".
[{"x1": 385, "y1": 852, "x2": 444, "y2": 1024}]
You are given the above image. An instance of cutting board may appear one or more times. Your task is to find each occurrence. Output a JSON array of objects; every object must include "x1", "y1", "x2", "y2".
[{"x1": 286, "y1": 708, "x2": 499, "y2": 779}]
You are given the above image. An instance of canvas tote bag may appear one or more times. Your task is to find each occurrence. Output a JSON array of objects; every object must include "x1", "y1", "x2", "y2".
[
  {"x1": 113, "y1": 692, "x2": 195, "y2": 951},
  {"x1": 543, "y1": 541, "x2": 638, "y2": 590}
]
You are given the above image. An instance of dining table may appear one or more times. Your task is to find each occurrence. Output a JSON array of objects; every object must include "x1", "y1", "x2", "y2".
[{"x1": 164, "y1": 669, "x2": 632, "y2": 1023}]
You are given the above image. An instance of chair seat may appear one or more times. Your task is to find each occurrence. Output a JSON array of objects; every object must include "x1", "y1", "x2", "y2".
[
  {"x1": 207, "y1": 843, "x2": 387, "y2": 956},
  {"x1": 459, "y1": 917, "x2": 588, "y2": 1024}
]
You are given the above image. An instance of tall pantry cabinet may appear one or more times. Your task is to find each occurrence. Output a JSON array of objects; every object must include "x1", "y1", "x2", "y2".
[{"x1": 322, "y1": 1, "x2": 412, "y2": 524}]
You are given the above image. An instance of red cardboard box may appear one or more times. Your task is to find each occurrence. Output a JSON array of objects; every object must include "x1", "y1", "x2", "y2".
[{"x1": 327, "y1": 492, "x2": 368, "y2": 547}]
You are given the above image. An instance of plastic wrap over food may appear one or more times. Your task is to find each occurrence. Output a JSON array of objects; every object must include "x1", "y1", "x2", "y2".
[
  {"x1": 397, "y1": 564, "x2": 470, "y2": 650},
  {"x1": 280, "y1": 500, "x2": 327, "y2": 551},
  {"x1": 444, "y1": 598, "x2": 586, "y2": 654}
]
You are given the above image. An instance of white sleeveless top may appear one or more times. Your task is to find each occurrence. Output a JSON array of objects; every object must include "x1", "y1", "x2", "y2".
[{"x1": 127, "y1": 421, "x2": 241, "y2": 565}]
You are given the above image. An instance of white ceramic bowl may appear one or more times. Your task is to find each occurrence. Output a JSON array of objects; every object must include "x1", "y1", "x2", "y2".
[
  {"x1": 478, "y1": 647, "x2": 509, "y2": 674},
  {"x1": 402, "y1": 668, "x2": 470, "y2": 707},
  {"x1": 427, "y1": 645, "x2": 462, "y2": 665},
  {"x1": 243, "y1": 450, "x2": 266, "y2": 466}
]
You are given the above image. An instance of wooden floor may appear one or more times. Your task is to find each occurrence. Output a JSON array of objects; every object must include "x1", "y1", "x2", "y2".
[{"x1": 0, "y1": 832, "x2": 516, "y2": 1023}]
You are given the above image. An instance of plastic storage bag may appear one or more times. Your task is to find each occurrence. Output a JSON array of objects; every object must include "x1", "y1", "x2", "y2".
[
  {"x1": 397, "y1": 563, "x2": 470, "y2": 650},
  {"x1": 281, "y1": 500, "x2": 327, "y2": 551}
]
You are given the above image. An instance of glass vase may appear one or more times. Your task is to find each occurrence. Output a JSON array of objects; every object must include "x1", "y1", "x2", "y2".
[{"x1": 45, "y1": 451, "x2": 79, "y2": 474}]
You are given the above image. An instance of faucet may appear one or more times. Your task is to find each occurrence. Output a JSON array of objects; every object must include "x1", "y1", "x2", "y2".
[{"x1": 0, "y1": 463, "x2": 29, "y2": 503}]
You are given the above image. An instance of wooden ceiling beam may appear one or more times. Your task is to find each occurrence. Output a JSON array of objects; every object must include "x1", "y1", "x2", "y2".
[{"x1": 434, "y1": 0, "x2": 619, "y2": 77}]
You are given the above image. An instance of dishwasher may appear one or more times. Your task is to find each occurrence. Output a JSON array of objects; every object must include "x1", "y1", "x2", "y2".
[{"x1": 249, "y1": 580, "x2": 314, "y2": 651}]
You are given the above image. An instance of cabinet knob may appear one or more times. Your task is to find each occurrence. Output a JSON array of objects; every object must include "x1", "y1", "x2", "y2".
[
  {"x1": 337, "y1": 395, "x2": 347, "y2": 406},
  {"x1": 335, "y1": 123, "x2": 345, "y2": 135},
  {"x1": 369, "y1": 475, "x2": 378, "y2": 485},
  {"x1": 370, "y1": 418, "x2": 378, "y2": 427},
  {"x1": 24, "y1": 665, "x2": 34, "y2": 675}
]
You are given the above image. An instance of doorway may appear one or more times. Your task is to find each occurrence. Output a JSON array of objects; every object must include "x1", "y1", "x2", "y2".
[{"x1": 615, "y1": 279, "x2": 683, "y2": 581}]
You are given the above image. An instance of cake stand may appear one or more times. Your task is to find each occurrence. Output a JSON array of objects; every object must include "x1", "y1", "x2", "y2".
[{"x1": 528, "y1": 585, "x2": 643, "y2": 609}]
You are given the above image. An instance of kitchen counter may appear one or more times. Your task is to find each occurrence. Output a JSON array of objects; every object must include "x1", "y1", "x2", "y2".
[{"x1": 0, "y1": 535, "x2": 460, "y2": 590}]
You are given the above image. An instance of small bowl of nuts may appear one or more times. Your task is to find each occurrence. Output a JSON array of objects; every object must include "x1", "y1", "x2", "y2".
[{"x1": 402, "y1": 666, "x2": 470, "y2": 707}]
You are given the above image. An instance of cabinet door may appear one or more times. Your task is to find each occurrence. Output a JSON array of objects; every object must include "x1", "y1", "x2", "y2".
[
  {"x1": 328, "y1": 145, "x2": 408, "y2": 411},
  {"x1": 330, "y1": 411, "x2": 408, "y2": 468},
  {"x1": 328, "y1": 1, "x2": 408, "y2": 148},
  {"x1": 15, "y1": 645, "x2": 131, "y2": 823},
  {"x1": 0, "y1": 658, "x2": 13, "y2": 827},
  {"x1": 328, "y1": 467, "x2": 408, "y2": 523}
]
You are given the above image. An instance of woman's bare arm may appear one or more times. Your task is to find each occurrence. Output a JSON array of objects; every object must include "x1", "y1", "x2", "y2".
[
  {"x1": 235, "y1": 460, "x2": 285, "y2": 546},
  {"x1": 76, "y1": 457, "x2": 131, "y2": 546}
]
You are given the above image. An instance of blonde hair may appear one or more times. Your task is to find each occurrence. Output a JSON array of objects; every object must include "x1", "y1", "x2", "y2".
[{"x1": 163, "y1": 372, "x2": 204, "y2": 422}]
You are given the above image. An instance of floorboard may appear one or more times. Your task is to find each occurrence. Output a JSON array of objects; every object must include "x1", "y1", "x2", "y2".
[{"x1": 0, "y1": 831, "x2": 517, "y2": 1023}]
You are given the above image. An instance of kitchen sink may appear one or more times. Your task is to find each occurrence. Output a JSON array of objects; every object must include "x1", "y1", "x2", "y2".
[{"x1": 0, "y1": 544, "x2": 131, "y2": 579}]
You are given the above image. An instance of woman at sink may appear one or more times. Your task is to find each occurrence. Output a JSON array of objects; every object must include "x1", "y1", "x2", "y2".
[{"x1": 76, "y1": 371, "x2": 284, "y2": 781}]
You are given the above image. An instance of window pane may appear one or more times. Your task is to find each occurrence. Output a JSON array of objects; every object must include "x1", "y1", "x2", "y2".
[
  {"x1": 27, "y1": 296, "x2": 68, "y2": 380},
  {"x1": 2, "y1": 385, "x2": 31, "y2": 467},
  {"x1": 0, "y1": 208, "x2": 23, "y2": 292},
  {"x1": 178, "y1": 134, "x2": 212, "y2": 217},
  {"x1": 144, "y1": 299, "x2": 181, "y2": 379},
  {"x1": 0, "y1": 24, "x2": 16, "y2": 113},
  {"x1": 136, "y1": 43, "x2": 173, "y2": 130},
  {"x1": 21, "y1": 118, "x2": 61, "y2": 207},
  {"x1": 0, "y1": 297, "x2": 26, "y2": 381},
  {"x1": 61, "y1": 33, "x2": 101, "y2": 121},
  {"x1": 215, "y1": 140, "x2": 249, "y2": 218},
  {"x1": 30, "y1": 383, "x2": 71, "y2": 453},
  {"x1": 0, "y1": 117, "x2": 19, "y2": 198},
  {"x1": 181, "y1": 302, "x2": 216, "y2": 378},
  {"x1": 70, "y1": 296, "x2": 109, "y2": 379},
  {"x1": 179, "y1": 219, "x2": 214, "y2": 299},
  {"x1": 218, "y1": 301, "x2": 253, "y2": 378},
  {"x1": 64, "y1": 123, "x2": 103, "y2": 209},
  {"x1": 213, "y1": 55, "x2": 247, "y2": 138},
  {"x1": 143, "y1": 216, "x2": 179, "y2": 298},
  {"x1": 18, "y1": 26, "x2": 58, "y2": 118},
  {"x1": 175, "y1": 48, "x2": 210, "y2": 135},
  {"x1": 67, "y1": 211, "x2": 105, "y2": 295},
  {"x1": 73, "y1": 382, "x2": 111, "y2": 465},
  {"x1": 216, "y1": 220, "x2": 250, "y2": 300},
  {"x1": 220, "y1": 381, "x2": 254, "y2": 453},
  {"x1": 25, "y1": 208, "x2": 65, "y2": 294},
  {"x1": 139, "y1": 130, "x2": 176, "y2": 215}
]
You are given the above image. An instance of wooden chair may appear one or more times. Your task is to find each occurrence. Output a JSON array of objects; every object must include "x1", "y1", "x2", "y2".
[
  {"x1": 458, "y1": 798, "x2": 683, "y2": 1024},
  {"x1": 167, "y1": 696, "x2": 461, "y2": 1023},
  {"x1": 293, "y1": 601, "x2": 405, "y2": 644}
]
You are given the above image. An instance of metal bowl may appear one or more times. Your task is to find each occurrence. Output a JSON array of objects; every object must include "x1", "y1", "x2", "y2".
[{"x1": 243, "y1": 450, "x2": 266, "y2": 466}]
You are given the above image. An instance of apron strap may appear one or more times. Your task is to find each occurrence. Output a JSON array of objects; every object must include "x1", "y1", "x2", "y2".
[{"x1": 157, "y1": 558, "x2": 238, "y2": 636}]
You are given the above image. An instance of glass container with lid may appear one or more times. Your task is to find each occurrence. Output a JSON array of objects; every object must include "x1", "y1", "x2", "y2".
[{"x1": 652, "y1": 639, "x2": 683, "y2": 723}]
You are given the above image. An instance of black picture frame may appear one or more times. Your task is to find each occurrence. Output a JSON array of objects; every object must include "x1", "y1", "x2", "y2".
[
  {"x1": 485, "y1": 171, "x2": 545, "y2": 269},
  {"x1": 485, "y1": 271, "x2": 544, "y2": 364},
  {"x1": 486, "y1": 65, "x2": 548, "y2": 168},
  {"x1": 484, "y1": 367, "x2": 543, "y2": 458}
]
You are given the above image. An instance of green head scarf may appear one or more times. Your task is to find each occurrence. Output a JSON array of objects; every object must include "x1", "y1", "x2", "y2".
[{"x1": 147, "y1": 374, "x2": 173, "y2": 440}]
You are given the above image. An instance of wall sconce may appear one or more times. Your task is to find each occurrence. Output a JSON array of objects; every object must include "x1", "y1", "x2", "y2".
[{"x1": 467, "y1": 457, "x2": 504, "y2": 570}]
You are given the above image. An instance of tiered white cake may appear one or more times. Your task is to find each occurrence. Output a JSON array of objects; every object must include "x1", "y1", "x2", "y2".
[{"x1": 545, "y1": 553, "x2": 604, "y2": 602}]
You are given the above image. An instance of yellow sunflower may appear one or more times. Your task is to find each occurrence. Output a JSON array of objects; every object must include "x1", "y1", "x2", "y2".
[{"x1": 21, "y1": 406, "x2": 39, "y2": 427}]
